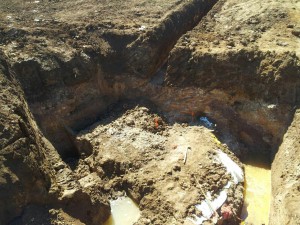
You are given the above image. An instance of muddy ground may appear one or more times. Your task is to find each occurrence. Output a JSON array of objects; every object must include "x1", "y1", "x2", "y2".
[
  {"x1": 0, "y1": 0, "x2": 300, "y2": 225},
  {"x1": 75, "y1": 105, "x2": 244, "y2": 225}
]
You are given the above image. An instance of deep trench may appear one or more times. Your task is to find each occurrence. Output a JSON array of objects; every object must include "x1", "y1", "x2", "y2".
[{"x1": 6, "y1": 0, "x2": 299, "y2": 224}]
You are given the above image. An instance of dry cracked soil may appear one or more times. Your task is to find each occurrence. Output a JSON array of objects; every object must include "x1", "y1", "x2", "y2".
[{"x1": 0, "y1": 0, "x2": 300, "y2": 225}]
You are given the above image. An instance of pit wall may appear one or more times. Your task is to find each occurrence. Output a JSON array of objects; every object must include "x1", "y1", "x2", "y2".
[
  {"x1": 12, "y1": 45, "x2": 300, "y2": 160},
  {"x1": 125, "y1": 0, "x2": 219, "y2": 77},
  {"x1": 12, "y1": 54, "x2": 118, "y2": 158},
  {"x1": 0, "y1": 53, "x2": 110, "y2": 224},
  {"x1": 10, "y1": 0, "x2": 220, "y2": 159},
  {"x1": 165, "y1": 49, "x2": 300, "y2": 155},
  {"x1": 0, "y1": 54, "x2": 52, "y2": 224},
  {"x1": 270, "y1": 109, "x2": 300, "y2": 225}
]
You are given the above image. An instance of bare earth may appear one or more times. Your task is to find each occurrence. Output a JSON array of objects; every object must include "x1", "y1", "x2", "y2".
[{"x1": 0, "y1": 0, "x2": 300, "y2": 225}]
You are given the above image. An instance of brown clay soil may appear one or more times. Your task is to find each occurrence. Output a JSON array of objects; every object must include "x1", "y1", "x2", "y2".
[{"x1": 0, "y1": 0, "x2": 300, "y2": 225}]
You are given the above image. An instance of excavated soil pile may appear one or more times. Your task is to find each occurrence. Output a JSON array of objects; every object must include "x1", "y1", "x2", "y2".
[{"x1": 0, "y1": 0, "x2": 300, "y2": 225}]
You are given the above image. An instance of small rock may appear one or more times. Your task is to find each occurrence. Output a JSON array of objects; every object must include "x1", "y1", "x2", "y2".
[
  {"x1": 220, "y1": 178, "x2": 228, "y2": 186},
  {"x1": 173, "y1": 164, "x2": 181, "y2": 172},
  {"x1": 259, "y1": 25, "x2": 267, "y2": 32},
  {"x1": 240, "y1": 39, "x2": 249, "y2": 46},
  {"x1": 287, "y1": 24, "x2": 294, "y2": 28},
  {"x1": 213, "y1": 40, "x2": 219, "y2": 45},
  {"x1": 292, "y1": 27, "x2": 300, "y2": 37},
  {"x1": 126, "y1": 119, "x2": 135, "y2": 126},
  {"x1": 235, "y1": 25, "x2": 241, "y2": 31},
  {"x1": 276, "y1": 40, "x2": 288, "y2": 47},
  {"x1": 227, "y1": 40, "x2": 235, "y2": 47},
  {"x1": 142, "y1": 218, "x2": 151, "y2": 225},
  {"x1": 54, "y1": 162, "x2": 65, "y2": 171},
  {"x1": 247, "y1": 17, "x2": 260, "y2": 25},
  {"x1": 211, "y1": 174, "x2": 221, "y2": 182}
]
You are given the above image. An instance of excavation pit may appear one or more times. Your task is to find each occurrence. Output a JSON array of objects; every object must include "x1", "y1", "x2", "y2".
[{"x1": 1, "y1": 0, "x2": 299, "y2": 224}]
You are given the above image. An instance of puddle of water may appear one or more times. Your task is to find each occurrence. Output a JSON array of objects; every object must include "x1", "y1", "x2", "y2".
[
  {"x1": 104, "y1": 196, "x2": 141, "y2": 225},
  {"x1": 241, "y1": 156, "x2": 271, "y2": 225}
]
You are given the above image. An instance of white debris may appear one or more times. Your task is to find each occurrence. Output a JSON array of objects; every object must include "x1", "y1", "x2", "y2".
[
  {"x1": 188, "y1": 215, "x2": 206, "y2": 224},
  {"x1": 187, "y1": 150, "x2": 244, "y2": 224},
  {"x1": 224, "y1": 181, "x2": 231, "y2": 189},
  {"x1": 216, "y1": 149, "x2": 244, "y2": 184},
  {"x1": 196, "y1": 190, "x2": 227, "y2": 218},
  {"x1": 188, "y1": 190, "x2": 227, "y2": 225},
  {"x1": 138, "y1": 25, "x2": 146, "y2": 31},
  {"x1": 267, "y1": 104, "x2": 277, "y2": 109}
]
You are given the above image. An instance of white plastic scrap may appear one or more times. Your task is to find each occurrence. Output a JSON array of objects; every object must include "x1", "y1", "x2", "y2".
[
  {"x1": 188, "y1": 190, "x2": 228, "y2": 225},
  {"x1": 138, "y1": 25, "x2": 146, "y2": 31},
  {"x1": 188, "y1": 150, "x2": 244, "y2": 224},
  {"x1": 215, "y1": 149, "x2": 244, "y2": 184},
  {"x1": 196, "y1": 190, "x2": 227, "y2": 218}
]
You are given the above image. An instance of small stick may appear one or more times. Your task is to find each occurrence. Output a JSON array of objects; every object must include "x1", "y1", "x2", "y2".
[{"x1": 183, "y1": 147, "x2": 191, "y2": 164}]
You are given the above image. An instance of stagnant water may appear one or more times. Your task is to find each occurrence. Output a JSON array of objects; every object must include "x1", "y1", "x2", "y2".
[
  {"x1": 104, "y1": 196, "x2": 141, "y2": 225},
  {"x1": 240, "y1": 155, "x2": 271, "y2": 225}
]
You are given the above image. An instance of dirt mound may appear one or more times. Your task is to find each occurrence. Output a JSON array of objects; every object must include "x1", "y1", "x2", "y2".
[{"x1": 76, "y1": 106, "x2": 244, "y2": 225}]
